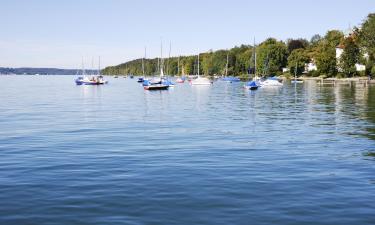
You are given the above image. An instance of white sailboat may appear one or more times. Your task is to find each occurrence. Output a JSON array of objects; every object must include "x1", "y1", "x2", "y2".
[
  {"x1": 190, "y1": 53, "x2": 212, "y2": 85},
  {"x1": 291, "y1": 62, "x2": 303, "y2": 84}
]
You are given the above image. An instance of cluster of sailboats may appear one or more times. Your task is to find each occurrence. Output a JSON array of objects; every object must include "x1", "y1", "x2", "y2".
[
  {"x1": 74, "y1": 41, "x2": 303, "y2": 89},
  {"x1": 75, "y1": 57, "x2": 108, "y2": 85}
]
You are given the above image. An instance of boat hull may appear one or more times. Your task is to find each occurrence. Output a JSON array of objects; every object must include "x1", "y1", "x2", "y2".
[{"x1": 144, "y1": 85, "x2": 169, "y2": 90}]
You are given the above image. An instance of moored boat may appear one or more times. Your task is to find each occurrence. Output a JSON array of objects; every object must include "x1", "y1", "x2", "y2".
[
  {"x1": 176, "y1": 77, "x2": 185, "y2": 83},
  {"x1": 75, "y1": 75, "x2": 108, "y2": 85},
  {"x1": 190, "y1": 53, "x2": 212, "y2": 85},
  {"x1": 260, "y1": 77, "x2": 283, "y2": 86},
  {"x1": 291, "y1": 79, "x2": 304, "y2": 84},
  {"x1": 244, "y1": 81, "x2": 260, "y2": 90},
  {"x1": 75, "y1": 57, "x2": 108, "y2": 85}
]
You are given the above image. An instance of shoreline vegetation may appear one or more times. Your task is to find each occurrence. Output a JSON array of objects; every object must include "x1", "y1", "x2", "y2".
[{"x1": 103, "y1": 13, "x2": 375, "y2": 80}]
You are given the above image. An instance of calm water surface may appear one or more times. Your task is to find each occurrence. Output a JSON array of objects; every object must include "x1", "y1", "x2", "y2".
[{"x1": 0, "y1": 75, "x2": 375, "y2": 224}]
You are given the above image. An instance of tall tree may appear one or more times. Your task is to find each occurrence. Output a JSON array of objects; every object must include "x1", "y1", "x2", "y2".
[
  {"x1": 287, "y1": 39, "x2": 309, "y2": 53},
  {"x1": 340, "y1": 36, "x2": 360, "y2": 77},
  {"x1": 256, "y1": 38, "x2": 288, "y2": 75},
  {"x1": 325, "y1": 30, "x2": 344, "y2": 47},
  {"x1": 359, "y1": 13, "x2": 375, "y2": 76},
  {"x1": 310, "y1": 34, "x2": 322, "y2": 45},
  {"x1": 315, "y1": 41, "x2": 337, "y2": 77},
  {"x1": 287, "y1": 49, "x2": 309, "y2": 75}
]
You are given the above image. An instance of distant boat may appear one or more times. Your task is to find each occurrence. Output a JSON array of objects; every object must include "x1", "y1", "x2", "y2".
[
  {"x1": 260, "y1": 76, "x2": 283, "y2": 86},
  {"x1": 137, "y1": 77, "x2": 144, "y2": 83},
  {"x1": 161, "y1": 42, "x2": 175, "y2": 87},
  {"x1": 143, "y1": 68, "x2": 169, "y2": 90},
  {"x1": 176, "y1": 77, "x2": 185, "y2": 83},
  {"x1": 190, "y1": 53, "x2": 212, "y2": 85},
  {"x1": 143, "y1": 42, "x2": 169, "y2": 90},
  {"x1": 244, "y1": 81, "x2": 259, "y2": 90},
  {"x1": 76, "y1": 76, "x2": 108, "y2": 85},
  {"x1": 221, "y1": 52, "x2": 240, "y2": 83},
  {"x1": 75, "y1": 57, "x2": 108, "y2": 85},
  {"x1": 291, "y1": 79, "x2": 303, "y2": 84},
  {"x1": 244, "y1": 39, "x2": 259, "y2": 90},
  {"x1": 291, "y1": 62, "x2": 303, "y2": 84},
  {"x1": 162, "y1": 79, "x2": 175, "y2": 87},
  {"x1": 138, "y1": 47, "x2": 147, "y2": 83},
  {"x1": 175, "y1": 57, "x2": 185, "y2": 83},
  {"x1": 222, "y1": 76, "x2": 240, "y2": 82}
]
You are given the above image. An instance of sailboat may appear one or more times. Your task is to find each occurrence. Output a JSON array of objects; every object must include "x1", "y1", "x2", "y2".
[
  {"x1": 143, "y1": 67, "x2": 169, "y2": 90},
  {"x1": 190, "y1": 53, "x2": 212, "y2": 85},
  {"x1": 176, "y1": 57, "x2": 185, "y2": 83},
  {"x1": 138, "y1": 47, "x2": 147, "y2": 83},
  {"x1": 291, "y1": 62, "x2": 303, "y2": 84},
  {"x1": 75, "y1": 57, "x2": 108, "y2": 85},
  {"x1": 143, "y1": 42, "x2": 169, "y2": 90},
  {"x1": 244, "y1": 40, "x2": 260, "y2": 90},
  {"x1": 161, "y1": 42, "x2": 175, "y2": 87},
  {"x1": 258, "y1": 54, "x2": 282, "y2": 87},
  {"x1": 221, "y1": 51, "x2": 240, "y2": 83}
]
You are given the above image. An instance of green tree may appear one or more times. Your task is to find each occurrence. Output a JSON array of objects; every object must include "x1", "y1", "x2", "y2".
[
  {"x1": 310, "y1": 34, "x2": 322, "y2": 45},
  {"x1": 359, "y1": 13, "x2": 375, "y2": 76},
  {"x1": 325, "y1": 30, "x2": 344, "y2": 47},
  {"x1": 287, "y1": 38, "x2": 309, "y2": 53},
  {"x1": 359, "y1": 14, "x2": 375, "y2": 59},
  {"x1": 311, "y1": 30, "x2": 344, "y2": 77},
  {"x1": 256, "y1": 38, "x2": 288, "y2": 75},
  {"x1": 287, "y1": 49, "x2": 309, "y2": 75},
  {"x1": 340, "y1": 36, "x2": 360, "y2": 77},
  {"x1": 315, "y1": 42, "x2": 337, "y2": 77}
]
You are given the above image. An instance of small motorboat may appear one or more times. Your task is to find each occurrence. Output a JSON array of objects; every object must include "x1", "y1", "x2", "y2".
[{"x1": 244, "y1": 81, "x2": 259, "y2": 90}]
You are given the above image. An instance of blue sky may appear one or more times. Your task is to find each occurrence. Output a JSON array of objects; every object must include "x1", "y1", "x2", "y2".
[{"x1": 1, "y1": 0, "x2": 374, "y2": 68}]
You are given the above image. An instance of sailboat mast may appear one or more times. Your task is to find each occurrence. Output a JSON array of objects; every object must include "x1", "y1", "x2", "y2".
[
  {"x1": 197, "y1": 53, "x2": 200, "y2": 76},
  {"x1": 91, "y1": 57, "x2": 94, "y2": 75},
  {"x1": 254, "y1": 37, "x2": 257, "y2": 77},
  {"x1": 177, "y1": 56, "x2": 180, "y2": 76},
  {"x1": 160, "y1": 40, "x2": 163, "y2": 76},
  {"x1": 167, "y1": 41, "x2": 171, "y2": 76},
  {"x1": 144, "y1": 47, "x2": 147, "y2": 77},
  {"x1": 142, "y1": 47, "x2": 145, "y2": 77},
  {"x1": 81, "y1": 57, "x2": 86, "y2": 77},
  {"x1": 157, "y1": 58, "x2": 159, "y2": 75},
  {"x1": 98, "y1": 56, "x2": 101, "y2": 76},
  {"x1": 226, "y1": 51, "x2": 229, "y2": 77}
]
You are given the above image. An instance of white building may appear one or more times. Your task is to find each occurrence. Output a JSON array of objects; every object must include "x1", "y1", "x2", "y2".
[{"x1": 306, "y1": 61, "x2": 317, "y2": 72}]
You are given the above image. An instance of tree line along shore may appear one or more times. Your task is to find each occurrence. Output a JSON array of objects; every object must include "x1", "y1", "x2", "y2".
[{"x1": 102, "y1": 13, "x2": 375, "y2": 80}]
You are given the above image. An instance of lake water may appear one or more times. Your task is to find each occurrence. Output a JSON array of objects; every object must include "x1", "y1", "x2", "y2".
[{"x1": 0, "y1": 75, "x2": 374, "y2": 225}]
